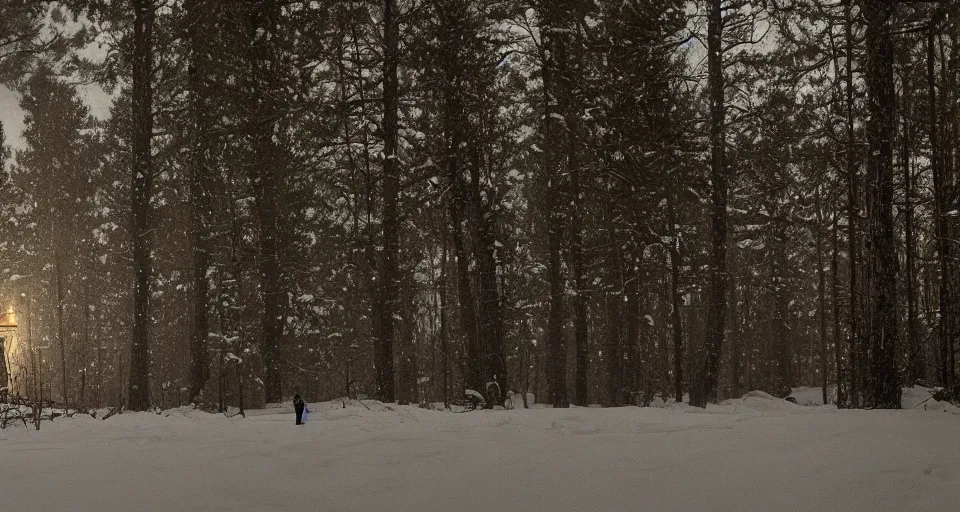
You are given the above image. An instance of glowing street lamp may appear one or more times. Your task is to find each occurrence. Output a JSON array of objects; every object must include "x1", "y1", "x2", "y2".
[
  {"x1": 0, "y1": 304, "x2": 17, "y2": 400},
  {"x1": 0, "y1": 306, "x2": 17, "y2": 329}
]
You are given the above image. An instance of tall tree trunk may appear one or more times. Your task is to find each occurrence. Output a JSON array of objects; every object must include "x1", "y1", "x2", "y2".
[
  {"x1": 247, "y1": 1, "x2": 285, "y2": 404},
  {"x1": 902, "y1": 74, "x2": 920, "y2": 386},
  {"x1": 729, "y1": 273, "x2": 741, "y2": 399},
  {"x1": 691, "y1": 0, "x2": 727, "y2": 408},
  {"x1": 815, "y1": 187, "x2": 828, "y2": 404},
  {"x1": 832, "y1": 202, "x2": 842, "y2": 406},
  {"x1": 572, "y1": 239, "x2": 589, "y2": 406},
  {"x1": 477, "y1": 237, "x2": 506, "y2": 404},
  {"x1": 128, "y1": 0, "x2": 155, "y2": 412},
  {"x1": 944, "y1": 31, "x2": 959, "y2": 394},
  {"x1": 438, "y1": 10, "x2": 482, "y2": 396},
  {"x1": 542, "y1": 10, "x2": 569, "y2": 409},
  {"x1": 546, "y1": 190, "x2": 567, "y2": 409},
  {"x1": 564, "y1": 22, "x2": 587, "y2": 406},
  {"x1": 448, "y1": 162, "x2": 480, "y2": 395},
  {"x1": 928, "y1": 29, "x2": 952, "y2": 392},
  {"x1": 95, "y1": 345, "x2": 103, "y2": 409},
  {"x1": 55, "y1": 248, "x2": 67, "y2": 408},
  {"x1": 571, "y1": 132, "x2": 588, "y2": 408},
  {"x1": 603, "y1": 192, "x2": 622, "y2": 407},
  {"x1": 27, "y1": 295, "x2": 37, "y2": 402},
  {"x1": 440, "y1": 231, "x2": 450, "y2": 409},
  {"x1": 772, "y1": 221, "x2": 791, "y2": 397},
  {"x1": 397, "y1": 277, "x2": 417, "y2": 405},
  {"x1": 469, "y1": 146, "x2": 507, "y2": 406},
  {"x1": 227, "y1": 186, "x2": 248, "y2": 416},
  {"x1": 845, "y1": 1, "x2": 861, "y2": 408},
  {"x1": 79, "y1": 284, "x2": 90, "y2": 409},
  {"x1": 603, "y1": 290, "x2": 622, "y2": 407},
  {"x1": 864, "y1": 0, "x2": 900, "y2": 408},
  {"x1": 376, "y1": 0, "x2": 400, "y2": 403},
  {"x1": 186, "y1": 0, "x2": 212, "y2": 404},
  {"x1": 622, "y1": 271, "x2": 641, "y2": 401},
  {"x1": 344, "y1": 19, "x2": 382, "y2": 405},
  {"x1": 825, "y1": 7, "x2": 844, "y2": 407},
  {"x1": 668, "y1": 193, "x2": 684, "y2": 402}
]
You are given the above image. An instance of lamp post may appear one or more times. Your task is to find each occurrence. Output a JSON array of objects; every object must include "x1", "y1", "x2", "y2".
[
  {"x1": 18, "y1": 291, "x2": 40, "y2": 403},
  {"x1": 0, "y1": 304, "x2": 18, "y2": 401}
]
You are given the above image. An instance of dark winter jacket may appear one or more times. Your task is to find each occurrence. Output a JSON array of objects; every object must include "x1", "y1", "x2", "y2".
[{"x1": 293, "y1": 394, "x2": 305, "y2": 413}]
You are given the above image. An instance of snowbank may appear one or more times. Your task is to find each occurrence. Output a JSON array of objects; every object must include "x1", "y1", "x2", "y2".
[
  {"x1": 1, "y1": 394, "x2": 959, "y2": 512},
  {"x1": 786, "y1": 385, "x2": 960, "y2": 412}
]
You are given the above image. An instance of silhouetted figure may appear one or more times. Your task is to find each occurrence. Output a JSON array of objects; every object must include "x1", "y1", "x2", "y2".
[{"x1": 294, "y1": 393, "x2": 305, "y2": 425}]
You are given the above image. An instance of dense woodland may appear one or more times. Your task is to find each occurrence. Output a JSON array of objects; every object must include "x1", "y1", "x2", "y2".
[{"x1": 0, "y1": 0, "x2": 957, "y2": 413}]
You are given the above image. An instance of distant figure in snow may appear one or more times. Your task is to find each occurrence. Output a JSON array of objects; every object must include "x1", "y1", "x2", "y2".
[{"x1": 294, "y1": 393, "x2": 306, "y2": 425}]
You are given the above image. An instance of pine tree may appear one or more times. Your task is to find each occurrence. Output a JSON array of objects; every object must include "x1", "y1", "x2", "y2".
[
  {"x1": 863, "y1": 0, "x2": 901, "y2": 409},
  {"x1": 690, "y1": 0, "x2": 728, "y2": 408},
  {"x1": 377, "y1": 0, "x2": 400, "y2": 403},
  {"x1": 180, "y1": 0, "x2": 215, "y2": 405},
  {"x1": 127, "y1": 0, "x2": 156, "y2": 412}
]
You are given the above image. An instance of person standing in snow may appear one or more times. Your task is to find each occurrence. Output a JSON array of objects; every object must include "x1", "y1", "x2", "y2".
[{"x1": 293, "y1": 393, "x2": 306, "y2": 425}]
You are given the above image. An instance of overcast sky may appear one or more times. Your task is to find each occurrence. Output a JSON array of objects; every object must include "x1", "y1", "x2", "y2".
[
  {"x1": 2, "y1": 9, "x2": 112, "y2": 157},
  {"x1": 0, "y1": 85, "x2": 24, "y2": 151},
  {"x1": 1, "y1": 81, "x2": 113, "y2": 156}
]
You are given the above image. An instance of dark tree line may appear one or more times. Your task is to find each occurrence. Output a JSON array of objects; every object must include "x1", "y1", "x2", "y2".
[{"x1": 1, "y1": 0, "x2": 959, "y2": 412}]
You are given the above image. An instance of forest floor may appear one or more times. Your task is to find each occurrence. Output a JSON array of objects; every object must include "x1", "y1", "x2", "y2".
[{"x1": 1, "y1": 387, "x2": 958, "y2": 512}]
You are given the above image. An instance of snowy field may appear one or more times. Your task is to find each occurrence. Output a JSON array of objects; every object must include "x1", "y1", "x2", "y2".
[{"x1": 2, "y1": 389, "x2": 959, "y2": 512}]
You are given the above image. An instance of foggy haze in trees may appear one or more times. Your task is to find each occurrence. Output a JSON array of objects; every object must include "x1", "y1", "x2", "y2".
[{"x1": 0, "y1": 0, "x2": 955, "y2": 412}]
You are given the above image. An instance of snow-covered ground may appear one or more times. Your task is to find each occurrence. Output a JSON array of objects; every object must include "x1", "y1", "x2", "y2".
[{"x1": 2, "y1": 391, "x2": 959, "y2": 512}]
